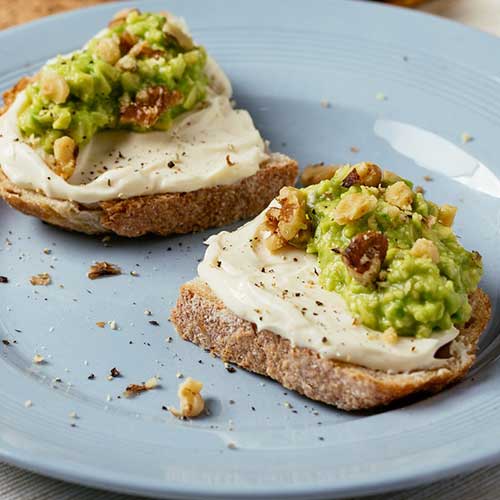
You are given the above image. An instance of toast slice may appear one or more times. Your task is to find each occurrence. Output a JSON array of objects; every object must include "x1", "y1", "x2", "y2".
[
  {"x1": 0, "y1": 153, "x2": 297, "y2": 237},
  {"x1": 171, "y1": 279, "x2": 491, "y2": 411}
]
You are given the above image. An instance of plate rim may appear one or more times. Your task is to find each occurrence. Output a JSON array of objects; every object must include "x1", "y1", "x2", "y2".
[{"x1": 1, "y1": 0, "x2": 500, "y2": 498}]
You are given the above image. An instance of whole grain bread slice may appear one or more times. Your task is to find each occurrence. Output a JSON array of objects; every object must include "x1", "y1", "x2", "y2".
[
  {"x1": 0, "y1": 154, "x2": 297, "y2": 237},
  {"x1": 0, "y1": 79, "x2": 298, "y2": 237},
  {"x1": 170, "y1": 279, "x2": 491, "y2": 411}
]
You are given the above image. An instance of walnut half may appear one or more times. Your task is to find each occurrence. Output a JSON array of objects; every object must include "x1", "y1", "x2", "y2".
[
  {"x1": 262, "y1": 187, "x2": 312, "y2": 252},
  {"x1": 120, "y1": 86, "x2": 182, "y2": 128},
  {"x1": 342, "y1": 231, "x2": 388, "y2": 287}
]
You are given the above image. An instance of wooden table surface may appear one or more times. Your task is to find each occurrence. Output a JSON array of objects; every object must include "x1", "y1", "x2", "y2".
[
  {"x1": 0, "y1": 1, "x2": 499, "y2": 499},
  {"x1": 0, "y1": 0, "x2": 498, "y2": 35}
]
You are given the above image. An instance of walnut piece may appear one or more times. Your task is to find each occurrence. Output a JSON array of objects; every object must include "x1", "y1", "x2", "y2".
[
  {"x1": 96, "y1": 37, "x2": 121, "y2": 65},
  {"x1": 119, "y1": 86, "x2": 182, "y2": 128},
  {"x1": 342, "y1": 231, "x2": 388, "y2": 287},
  {"x1": 118, "y1": 30, "x2": 139, "y2": 55},
  {"x1": 169, "y1": 377, "x2": 205, "y2": 419},
  {"x1": 342, "y1": 162, "x2": 382, "y2": 188},
  {"x1": 40, "y1": 70, "x2": 69, "y2": 104},
  {"x1": 438, "y1": 204, "x2": 457, "y2": 227},
  {"x1": 384, "y1": 181, "x2": 414, "y2": 210},
  {"x1": 53, "y1": 136, "x2": 77, "y2": 180},
  {"x1": 30, "y1": 273, "x2": 51, "y2": 286},
  {"x1": 334, "y1": 192, "x2": 378, "y2": 225},
  {"x1": 262, "y1": 187, "x2": 312, "y2": 252},
  {"x1": 87, "y1": 261, "x2": 122, "y2": 280},
  {"x1": 300, "y1": 163, "x2": 339, "y2": 187},
  {"x1": 410, "y1": 238, "x2": 440, "y2": 263}
]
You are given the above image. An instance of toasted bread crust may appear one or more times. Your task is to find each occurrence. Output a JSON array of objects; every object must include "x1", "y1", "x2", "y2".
[
  {"x1": 171, "y1": 280, "x2": 491, "y2": 410},
  {"x1": 0, "y1": 156, "x2": 297, "y2": 237},
  {"x1": 0, "y1": 80, "x2": 298, "y2": 237}
]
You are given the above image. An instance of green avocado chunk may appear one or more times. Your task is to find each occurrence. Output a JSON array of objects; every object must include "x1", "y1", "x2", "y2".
[
  {"x1": 303, "y1": 164, "x2": 483, "y2": 338},
  {"x1": 17, "y1": 10, "x2": 208, "y2": 154}
]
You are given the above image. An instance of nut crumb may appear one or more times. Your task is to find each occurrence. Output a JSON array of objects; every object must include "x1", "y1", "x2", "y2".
[
  {"x1": 144, "y1": 309, "x2": 152, "y2": 316},
  {"x1": 227, "y1": 442, "x2": 237, "y2": 449},
  {"x1": 350, "y1": 146, "x2": 359, "y2": 153},
  {"x1": 176, "y1": 371, "x2": 184, "y2": 379},
  {"x1": 33, "y1": 354, "x2": 45, "y2": 364},
  {"x1": 108, "y1": 320, "x2": 118, "y2": 330},
  {"x1": 87, "y1": 261, "x2": 121, "y2": 280},
  {"x1": 461, "y1": 132, "x2": 473, "y2": 144},
  {"x1": 24, "y1": 400, "x2": 32, "y2": 408},
  {"x1": 43, "y1": 248, "x2": 51, "y2": 255},
  {"x1": 423, "y1": 175, "x2": 433, "y2": 182},
  {"x1": 96, "y1": 321, "x2": 106, "y2": 328},
  {"x1": 30, "y1": 273, "x2": 51, "y2": 286},
  {"x1": 123, "y1": 377, "x2": 159, "y2": 397}
]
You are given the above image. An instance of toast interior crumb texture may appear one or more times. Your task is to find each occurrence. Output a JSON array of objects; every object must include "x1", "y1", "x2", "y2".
[
  {"x1": 0, "y1": 80, "x2": 298, "y2": 237},
  {"x1": 171, "y1": 279, "x2": 492, "y2": 410}
]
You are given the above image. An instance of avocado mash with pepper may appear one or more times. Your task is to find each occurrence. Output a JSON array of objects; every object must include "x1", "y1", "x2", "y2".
[
  {"x1": 16, "y1": 9, "x2": 207, "y2": 176},
  {"x1": 264, "y1": 163, "x2": 483, "y2": 338}
]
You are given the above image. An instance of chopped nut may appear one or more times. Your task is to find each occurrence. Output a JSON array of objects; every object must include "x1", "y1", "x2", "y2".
[
  {"x1": 118, "y1": 30, "x2": 139, "y2": 54},
  {"x1": 96, "y1": 321, "x2": 106, "y2": 328},
  {"x1": 262, "y1": 187, "x2": 312, "y2": 252},
  {"x1": 33, "y1": 354, "x2": 45, "y2": 364},
  {"x1": 87, "y1": 261, "x2": 121, "y2": 280},
  {"x1": 119, "y1": 86, "x2": 182, "y2": 128},
  {"x1": 342, "y1": 162, "x2": 382, "y2": 188},
  {"x1": 24, "y1": 400, "x2": 33, "y2": 408},
  {"x1": 116, "y1": 54, "x2": 137, "y2": 72},
  {"x1": 438, "y1": 204, "x2": 457, "y2": 227},
  {"x1": 334, "y1": 193, "x2": 378, "y2": 225},
  {"x1": 40, "y1": 69, "x2": 69, "y2": 104},
  {"x1": 342, "y1": 231, "x2": 388, "y2": 286},
  {"x1": 30, "y1": 273, "x2": 51, "y2": 286},
  {"x1": 382, "y1": 327, "x2": 399, "y2": 344},
  {"x1": 410, "y1": 238, "x2": 440, "y2": 263},
  {"x1": 384, "y1": 181, "x2": 414, "y2": 210},
  {"x1": 109, "y1": 320, "x2": 118, "y2": 331},
  {"x1": 423, "y1": 175, "x2": 433, "y2": 182},
  {"x1": 96, "y1": 37, "x2": 121, "y2": 65},
  {"x1": 123, "y1": 376, "x2": 159, "y2": 397},
  {"x1": 169, "y1": 377, "x2": 205, "y2": 419},
  {"x1": 53, "y1": 136, "x2": 77, "y2": 180},
  {"x1": 300, "y1": 163, "x2": 339, "y2": 187}
]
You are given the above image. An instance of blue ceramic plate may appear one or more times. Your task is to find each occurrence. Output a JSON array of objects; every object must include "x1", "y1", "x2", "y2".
[{"x1": 0, "y1": 1, "x2": 499, "y2": 498}]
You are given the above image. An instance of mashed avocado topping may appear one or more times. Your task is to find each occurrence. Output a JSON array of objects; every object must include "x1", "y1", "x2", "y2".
[
  {"x1": 16, "y1": 9, "x2": 207, "y2": 177},
  {"x1": 263, "y1": 163, "x2": 483, "y2": 338}
]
